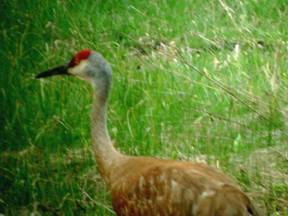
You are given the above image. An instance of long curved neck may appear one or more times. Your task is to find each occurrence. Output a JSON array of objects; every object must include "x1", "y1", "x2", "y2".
[{"x1": 91, "y1": 83, "x2": 122, "y2": 183}]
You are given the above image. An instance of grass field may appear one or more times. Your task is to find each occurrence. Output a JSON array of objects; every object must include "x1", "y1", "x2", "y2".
[{"x1": 1, "y1": 0, "x2": 288, "y2": 215}]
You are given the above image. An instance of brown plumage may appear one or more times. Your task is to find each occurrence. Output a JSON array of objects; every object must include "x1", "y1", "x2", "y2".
[
  {"x1": 36, "y1": 50, "x2": 259, "y2": 216},
  {"x1": 106, "y1": 156, "x2": 258, "y2": 216}
]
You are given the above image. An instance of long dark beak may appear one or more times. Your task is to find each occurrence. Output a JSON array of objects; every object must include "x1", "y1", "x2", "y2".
[{"x1": 36, "y1": 65, "x2": 69, "y2": 79}]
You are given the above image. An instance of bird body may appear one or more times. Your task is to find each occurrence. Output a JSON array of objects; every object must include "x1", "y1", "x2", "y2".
[
  {"x1": 101, "y1": 155, "x2": 257, "y2": 216},
  {"x1": 36, "y1": 49, "x2": 259, "y2": 216}
]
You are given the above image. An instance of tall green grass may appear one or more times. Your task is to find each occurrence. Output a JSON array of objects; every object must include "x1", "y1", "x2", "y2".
[{"x1": 1, "y1": 0, "x2": 288, "y2": 215}]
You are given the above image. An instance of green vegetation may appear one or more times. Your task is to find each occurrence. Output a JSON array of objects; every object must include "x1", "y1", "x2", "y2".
[{"x1": 1, "y1": 0, "x2": 287, "y2": 215}]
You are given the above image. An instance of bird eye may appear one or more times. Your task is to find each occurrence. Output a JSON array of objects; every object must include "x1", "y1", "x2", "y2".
[{"x1": 69, "y1": 49, "x2": 91, "y2": 68}]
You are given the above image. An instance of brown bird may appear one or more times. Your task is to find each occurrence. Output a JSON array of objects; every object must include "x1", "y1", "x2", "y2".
[{"x1": 36, "y1": 49, "x2": 259, "y2": 216}]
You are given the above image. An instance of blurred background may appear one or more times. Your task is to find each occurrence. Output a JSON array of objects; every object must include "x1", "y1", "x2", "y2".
[{"x1": 1, "y1": 0, "x2": 287, "y2": 215}]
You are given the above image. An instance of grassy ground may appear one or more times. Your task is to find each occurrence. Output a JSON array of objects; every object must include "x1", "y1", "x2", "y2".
[{"x1": 1, "y1": 0, "x2": 288, "y2": 215}]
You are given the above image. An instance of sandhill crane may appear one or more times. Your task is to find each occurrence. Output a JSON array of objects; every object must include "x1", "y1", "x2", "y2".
[{"x1": 36, "y1": 49, "x2": 259, "y2": 216}]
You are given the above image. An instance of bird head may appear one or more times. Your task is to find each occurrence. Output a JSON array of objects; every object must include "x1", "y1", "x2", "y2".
[{"x1": 36, "y1": 49, "x2": 112, "y2": 88}]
